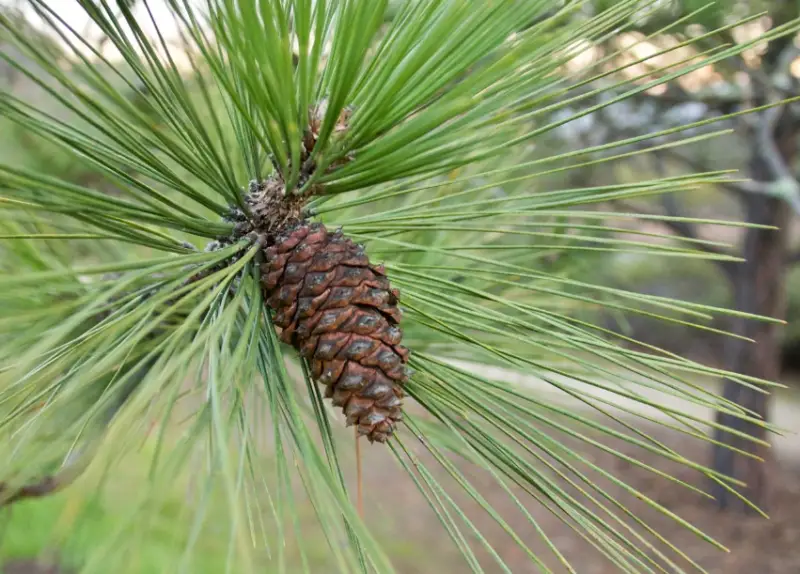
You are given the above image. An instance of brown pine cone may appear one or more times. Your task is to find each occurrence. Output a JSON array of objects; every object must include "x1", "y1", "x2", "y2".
[{"x1": 260, "y1": 222, "x2": 409, "y2": 442}]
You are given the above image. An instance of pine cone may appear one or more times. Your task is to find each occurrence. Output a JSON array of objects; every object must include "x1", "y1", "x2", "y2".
[{"x1": 260, "y1": 222, "x2": 408, "y2": 442}]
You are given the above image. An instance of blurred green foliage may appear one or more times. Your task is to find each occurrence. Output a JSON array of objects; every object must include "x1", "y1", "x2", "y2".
[{"x1": 0, "y1": 446, "x2": 232, "y2": 573}]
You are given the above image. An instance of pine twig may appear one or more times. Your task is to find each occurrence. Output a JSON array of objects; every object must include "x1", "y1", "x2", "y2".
[{"x1": 355, "y1": 426, "x2": 363, "y2": 519}]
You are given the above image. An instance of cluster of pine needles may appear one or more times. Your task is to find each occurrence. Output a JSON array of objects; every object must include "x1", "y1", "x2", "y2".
[{"x1": 0, "y1": 1, "x2": 795, "y2": 573}]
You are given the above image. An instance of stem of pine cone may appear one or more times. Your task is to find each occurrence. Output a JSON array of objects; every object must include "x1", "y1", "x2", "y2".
[{"x1": 355, "y1": 426, "x2": 363, "y2": 518}]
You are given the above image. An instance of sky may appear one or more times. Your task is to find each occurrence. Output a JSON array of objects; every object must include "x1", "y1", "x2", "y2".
[
  {"x1": 2, "y1": 1, "x2": 187, "y2": 59},
  {"x1": 5, "y1": 1, "x2": 180, "y2": 37},
  {"x1": 2, "y1": 0, "x2": 217, "y2": 73},
  {"x1": 4, "y1": 2, "x2": 794, "y2": 87}
]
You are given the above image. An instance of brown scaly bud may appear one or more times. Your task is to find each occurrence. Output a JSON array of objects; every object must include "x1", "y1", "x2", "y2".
[
  {"x1": 304, "y1": 100, "x2": 352, "y2": 155},
  {"x1": 260, "y1": 222, "x2": 408, "y2": 442},
  {"x1": 302, "y1": 102, "x2": 355, "y2": 176}
]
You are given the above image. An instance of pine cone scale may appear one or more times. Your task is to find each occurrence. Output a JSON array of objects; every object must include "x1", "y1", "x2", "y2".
[{"x1": 261, "y1": 223, "x2": 407, "y2": 443}]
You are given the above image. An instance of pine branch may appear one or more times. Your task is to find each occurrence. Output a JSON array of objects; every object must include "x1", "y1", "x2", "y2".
[
  {"x1": 2, "y1": 2, "x2": 798, "y2": 571},
  {"x1": 0, "y1": 247, "x2": 250, "y2": 508}
]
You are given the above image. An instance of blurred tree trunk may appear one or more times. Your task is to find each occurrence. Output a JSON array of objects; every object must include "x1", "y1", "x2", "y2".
[
  {"x1": 712, "y1": 115, "x2": 796, "y2": 511},
  {"x1": 544, "y1": 0, "x2": 800, "y2": 512}
]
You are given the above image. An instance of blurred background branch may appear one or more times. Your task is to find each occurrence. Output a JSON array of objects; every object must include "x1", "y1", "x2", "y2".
[{"x1": 541, "y1": 0, "x2": 800, "y2": 512}]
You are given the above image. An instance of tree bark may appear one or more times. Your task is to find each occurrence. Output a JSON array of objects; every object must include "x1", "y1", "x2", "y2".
[{"x1": 711, "y1": 118, "x2": 795, "y2": 511}]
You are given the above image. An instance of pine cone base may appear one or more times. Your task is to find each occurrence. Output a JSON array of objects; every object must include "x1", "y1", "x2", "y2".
[{"x1": 260, "y1": 223, "x2": 408, "y2": 442}]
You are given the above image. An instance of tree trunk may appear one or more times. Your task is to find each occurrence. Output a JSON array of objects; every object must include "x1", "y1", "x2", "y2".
[{"x1": 711, "y1": 120, "x2": 795, "y2": 511}]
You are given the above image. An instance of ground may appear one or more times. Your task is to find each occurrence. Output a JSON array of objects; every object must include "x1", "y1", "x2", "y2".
[
  {"x1": 354, "y1": 422, "x2": 800, "y2": 574},
  {"x1": 2, "y1": 562, "x2": 68, "y2": 574},
  {"x1": 3, "y1": 422, "x2": 800, "y2": 573}
]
